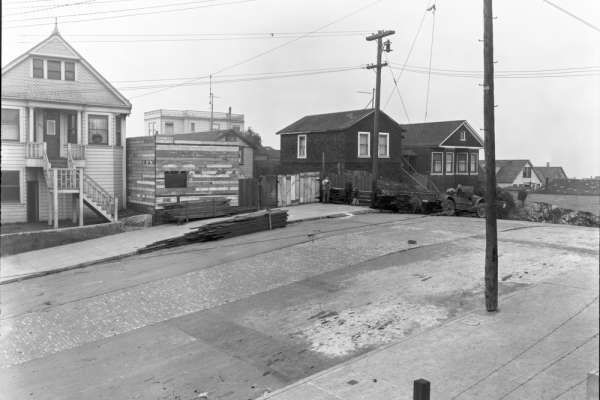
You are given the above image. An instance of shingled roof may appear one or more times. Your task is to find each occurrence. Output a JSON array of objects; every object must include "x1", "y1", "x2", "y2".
[
  {"x1": 401, "y1": 120, "x2": 465, "y2": 146},
  {"x1": 276, "y1": 109, "x2": 376, "y2": 134},
  {"x1": 534, "y1": 166, "x2": 568, "y2": 181},
  {"x1": 495, "y1": 160, "x2": 543, "y2": 184}
]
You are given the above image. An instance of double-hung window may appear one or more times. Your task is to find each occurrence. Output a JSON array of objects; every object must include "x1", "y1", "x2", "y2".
[
  {"x1": 523, "y1": 166, "x2": 532, "y2": 178},
  {"x1": 378, "y1": 132, "x2": 389, "y2": 158},
  {"x1": 1, "y1": 108, "x2": 20, "y2": 141},
  {"x1": 445, "y1": 152, "x2": 454, "y2": 174},
  {"x1": 88, "y1": 115, "x2": 109, "y2": 145},
  {"x1": 297, "y1": 134, "x2": 307, "y2": 159},
  {"x1": 1, "y1": 171, "x2": 20, "y2": 202},
  {"x1": 47, "y1": 60, "x2": 61, "y2": 80},
  {"x1": 65, "y1": 62, "x2": 75, "y2": 81},
  {"x1": 457, "y1": 153, "x2": 468, "y2": 174},
  {"x1": 470, "y1": 153, "x2": 479, "y2": 174},
  {"x1": 358, "y1": 132, "x2": 370, "y2": 157},
  {"x1": 33, "y1": 58, "x2": 44, "y2": 78},
  {"x1": 431, "y1": 152, "x2": 443, "y2": 174}
]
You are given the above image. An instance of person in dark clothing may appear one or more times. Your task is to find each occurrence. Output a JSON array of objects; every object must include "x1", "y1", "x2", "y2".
[{"x1": 322, "y1": 177, "x2": 331, "y2": 203}]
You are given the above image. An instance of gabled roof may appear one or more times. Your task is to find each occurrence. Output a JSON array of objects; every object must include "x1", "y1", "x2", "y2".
[
  {"x1": 534, "y1": 166, "x2": 568, "y2": 181},
  {"x1": 276, "y1": 109, "x2": 376, "y2": 134},
  {"x1": 401, "y1": 120, "x2": 483, "y2": 147},
  {"x1": 495, "y1": 159, "x2": 543, "y2": 183},
  {"x1": 2, "y1": 27, "x2": 131, "y2": 109}
]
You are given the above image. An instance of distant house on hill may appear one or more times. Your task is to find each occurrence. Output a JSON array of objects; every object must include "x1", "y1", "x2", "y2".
[
  {"x1": 401, "y1": 120, "x2": 483, "y2": 192},
  {"x1": 534, "y1": 164, "x2": 568, "y2": 186},
  {"x1": 144, "y1": 108, "x2": 244, "y2": 136},
  {"x1": 492, "y1": 159, "x2": 543, "y2": 190},
  {"x1": 253, "y1": 145, "x2": 280, "y2": 176}
]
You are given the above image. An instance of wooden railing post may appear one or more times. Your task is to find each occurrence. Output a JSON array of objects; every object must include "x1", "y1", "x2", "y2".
[
  {"x1": 53, "y1": 169, "x2": 59, "y2": 229},
  {"x1": 79, "y1": 169, "x2": 84, "y2": 226},
  {"x1": 114, "y1": 195, "x2": 118, "y2": 221}
]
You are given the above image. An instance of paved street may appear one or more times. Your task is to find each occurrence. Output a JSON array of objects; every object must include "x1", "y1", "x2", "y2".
[{"x1": 1, "y1": 213, "x2": 598, "y2": 399}]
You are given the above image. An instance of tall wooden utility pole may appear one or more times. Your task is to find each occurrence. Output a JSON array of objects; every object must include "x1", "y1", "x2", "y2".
[
  {"x1": 366, "y1": 30, "x2": 394, "y2": 206},
  {"x1": 483, "y1": 0, "x2": 498, "y2": 311}
]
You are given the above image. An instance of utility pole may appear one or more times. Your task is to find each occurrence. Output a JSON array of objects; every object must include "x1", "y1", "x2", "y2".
[
  {"x1": 483, "y1": 0, "x2": 498, "y2": 312},
  {"x1": 209, "y1": 74, "x2": 214, "y2": 131},
  {"x1": 366, "y1": 30, "x2": 394, "y2": 206}
]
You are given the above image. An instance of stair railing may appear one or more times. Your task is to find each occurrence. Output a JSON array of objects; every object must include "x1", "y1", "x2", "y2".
[{"x1": 83, "y1": 174, "x2": 116, "y2": 219}]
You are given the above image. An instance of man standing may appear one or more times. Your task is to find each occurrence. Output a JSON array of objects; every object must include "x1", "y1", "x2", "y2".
[{"x1": 322, "y1": 176, "x2": 331, "y2": 203}]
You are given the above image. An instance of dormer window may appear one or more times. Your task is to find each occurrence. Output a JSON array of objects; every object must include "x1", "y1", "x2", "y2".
[
  {"x1": 47, "y1": 60, "x2": 61, "y2": 80},
  {"x1": 32, "y1": 58, "x2": 76, "y2": 81},
  {"x1": 33, "y1": 58, "x2": 44, "y2": 78}
]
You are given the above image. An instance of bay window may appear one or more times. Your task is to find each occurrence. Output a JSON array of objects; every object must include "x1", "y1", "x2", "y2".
[{"x1": 88, "y1": 115, "x2": 108, "y2": 145}]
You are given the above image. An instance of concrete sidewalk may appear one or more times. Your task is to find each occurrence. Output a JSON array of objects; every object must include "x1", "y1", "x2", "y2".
[
  {"x1": 259, "y1": 267, "x2": 599, "y2": 400},
  {"x1": 0, "y1": 203, "x2": 371, "y2": 284}
]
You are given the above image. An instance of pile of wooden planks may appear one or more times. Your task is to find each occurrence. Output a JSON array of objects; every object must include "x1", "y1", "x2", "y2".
[
  {"x1": 157, "y1": 198, "x2": 259, "y2": 224},
  {"x1": 139, "y1": 209, "x2": 288, "y2": 253}
]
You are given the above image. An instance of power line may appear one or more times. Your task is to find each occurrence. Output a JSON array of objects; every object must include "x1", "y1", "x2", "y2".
[
  {"x1": 383, "y1": 8, "x2": 427, "y2": 109},
  {"x1": 131, "y1": 0, "x2": 385, "y2": 99},
  {"x1": 2, "y1": 0, "x2": 255, "y2": 28},
  {"x1": 385, "y1": 62, "x2": 410, "y2": 122},
  {"x1": 423, "y1": 2, "x2": 437, "y2": 121},
  {"x1": 3, "y1": 0, "x2": 96, "y2": 17},
  {"x1": 541, "y1": 0, "x2": 600, "y2": 33}
]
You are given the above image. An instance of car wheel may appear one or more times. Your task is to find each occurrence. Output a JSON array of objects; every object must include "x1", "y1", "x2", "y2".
[
  {"x1": 477, "y1": 203, "x2": 486, "y2": 218},
  {"x1": 443, "y1": 199, "x2": 456, "y2": 216}
]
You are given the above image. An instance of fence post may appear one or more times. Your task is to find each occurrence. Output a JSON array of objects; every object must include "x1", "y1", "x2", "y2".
[
  {"x1": 79, "y1": 169, "x2": 84, "y2": 226},
  {"x1": 413, "y1": 379, "x2": 430, "y2": 400},
  {"x1": 53, "y1": 169, "x2": 59, "y2": 229},
  {"x1": 114, "y1": 195, "x2": 118, "y2": 221}
]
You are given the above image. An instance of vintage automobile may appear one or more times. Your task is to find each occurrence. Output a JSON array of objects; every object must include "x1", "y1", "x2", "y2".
[{"x1": 442, "y1": 185, "x2": 506, "y2": 217}]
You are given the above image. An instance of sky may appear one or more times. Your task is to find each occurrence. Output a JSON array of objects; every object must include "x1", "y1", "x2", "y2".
[{"x1": 2, "y1": 0, "x2": 599, "y2": 178}]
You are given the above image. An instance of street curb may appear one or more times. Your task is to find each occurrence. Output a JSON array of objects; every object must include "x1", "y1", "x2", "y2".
[{"x1": 0, "y1": 209, "x2": 375, "y2": 284}]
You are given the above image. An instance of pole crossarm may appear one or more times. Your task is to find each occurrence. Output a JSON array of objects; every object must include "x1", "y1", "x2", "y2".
[
  {"x1": 366, "y1": 62, "x2": 388, "y2": 69},
  {"x1": 366, "y1": 30, "x2": 395, "y2": 41}
]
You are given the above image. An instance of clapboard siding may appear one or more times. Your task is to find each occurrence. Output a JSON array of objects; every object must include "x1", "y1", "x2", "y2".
[
  {"x1": 85, "y1": 146, "x2": 125, "y2": 208},
  {"x1": 1, "y1": 142, "x2": 27, "y2": 223}
]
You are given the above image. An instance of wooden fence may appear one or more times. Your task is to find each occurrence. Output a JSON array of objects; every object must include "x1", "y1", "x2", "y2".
[
  {"x1": 277, "y1": 172, "x2": 320, "y2": 207},
  {"x1": 238, "y1": 175, "x2": 279, "y2": 209},
  {"x1": 329, "y1": 170, "x2": 373, "y2": 191}
]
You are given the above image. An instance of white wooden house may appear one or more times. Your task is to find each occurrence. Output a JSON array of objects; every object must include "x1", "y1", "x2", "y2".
[{"x1": 1, "y1": 25, "x2": 131, "y2": 227}]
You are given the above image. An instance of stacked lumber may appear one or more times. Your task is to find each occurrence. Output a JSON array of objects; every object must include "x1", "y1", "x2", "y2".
[
  {"x1": 329, "y1": 188, "x2": 348, "y2": 204},
  {"x1": 160, "y1": 198, "x2": 232, "y2": 223},
  {"x1": 139, "y1": 209, "x2": 288, "y2": 253}
]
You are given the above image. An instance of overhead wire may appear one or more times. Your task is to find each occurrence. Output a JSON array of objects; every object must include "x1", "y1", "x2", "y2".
[
  {"x1": 423, "y1": 2, "x2": 437, "y2": 121},
  {"x1": 541, "y1": 0, "x2": 600, "y2": 33},
  {"x1": 385, "y1": 62, "x2": 411, "y2": 122},
  {"x1": 130, "y1": 0, "x2": 385, "y2": 99}
]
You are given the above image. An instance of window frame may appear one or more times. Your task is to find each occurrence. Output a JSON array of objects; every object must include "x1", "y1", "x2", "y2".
[
  {"x1": 460, "y1": 131, "x2": 466, "y2": 141},
  {"x1": 1, "y1": 108, "x2": 20, "y2": 141},
  {"x1": 431, "y1": 152, "x2": 443, "y2": 175},
  {"x1": 297, "y1": 134, "x2": 307, "y2": 159},
  {"x1": 456, "y1": 152, "x2": 469, "y2": 175},
  {"x1": 357, "y1": 131, "x2": 371, "y2": 158},
  {"x1": 523, "y1": 166, "x2": 532, "y2": 178},
  {"x1": 1, "y1": 170, "x2": 21, "y2": 203},
  {"x1": 378, "y1": 132, "x2": 389, "y2": 158},
  {"x1": 65, "y1": 61, "x2": 75, "y2": 81},
  {"x1": 115, "y1": 115, "x2": 122, "y2": 147},
  {"x1": 47, "y1": 60, "x2": 62, "y2": 80},
  {"x1": 190, "y1": 122, "x2": 195, "y2": 132},
  {"x1": 469, "y1": 152, "x2": 479, "y2": 174},
  {"x1": 239, "y1": 146, "x2": 245, "y2": 165},
  {"x1": 445, "y1": 152, "x2": 454, "y2": 175},
  {"x1": 33, "y1": 58, "x2": 44, "y2": 78},
  {"x1": 164, "y1": 171, "x2": 188, "y2": 188},
  {"x1": 88, "y1": 114, "x2": 109, "y2": 145},
  {"x1": 164, "y1": 121, "x2": 175, "y2": 135}
]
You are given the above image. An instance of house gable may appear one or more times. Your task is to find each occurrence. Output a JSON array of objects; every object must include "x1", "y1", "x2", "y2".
[
  {"x1": 439, "y1": 122, "x2": 484, "y2": 148},
  {"x1": 2, "y1": 30, "x2": 131, "y2": 110}
]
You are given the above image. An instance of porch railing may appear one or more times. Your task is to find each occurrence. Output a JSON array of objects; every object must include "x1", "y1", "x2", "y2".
[
  {"x1": 49, "y1": 168, "x2": 80, "y2": 191},
  {"x1": 26, "y1": 142, "x2": 46, "y2": 159},
  {"x1": 83, "y1": 174, "x2": 116, "y2": 218},
  {"x1": 67, "y1": 143, "x2": 85, "y2": 161}
]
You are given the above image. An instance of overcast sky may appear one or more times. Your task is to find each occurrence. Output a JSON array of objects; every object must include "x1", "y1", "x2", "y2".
[{"x1": 2, "y1": 0, "x2": 599, "y2": 177}]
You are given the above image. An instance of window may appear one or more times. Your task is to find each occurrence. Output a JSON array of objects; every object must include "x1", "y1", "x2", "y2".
[
  {"x1": 457, "y1": 153, "x2": 468, "y2": 174},
  {"x1": 165, "y1": 122, "x2": 174, "y2": 135},
  {"x1": 148, "y1": 122, "x2": 156, "y2": 136},
  {"x1": 1, "y1": 108, "x2": 20, "y2": 141},
  {"x1": 239, "y1": 147, "x2": 244, "y2": 165},
  {"x1": 1, "y1": 171, "x2": 20, "y2": 202},
  {"x1": 164, "y1": 171, "x2": 187, "y2": 188},
  {"x1": 470, "y1": 153, "x2": 479, "y2": 174},
  {"x1": 190, "y1": 122, "x2": 195, "y2": 132},
  {"x1": 460, "y1": 131, "x2": 466, "y2": 141},
  {"x1": 523, "y1": 166, "x2": 532, "y2": 178},
  {"x1": 88, "y1": 115, "x2": 108, "y2": 145},
  {"x1": 378, "y1": 132, "x2": 389, "y2": 157},
  {"x1": 115, "y1": 115, "x2": 122, "y2": 146},
  {"x1": 47, "y1": 60, "x2": 61, "y2": 80},
  {"x1": 46, "y1": 120, "x2": 56, "y2": 136},
  {"x1": 67, "y1": 113, "x2": 77, "y2": 143},
  {"x1": 445, "y1": 152, "x2": 454, "y2": 174},
  {"x1": 358, "y1": 131, "x2": 370, "y2": 157},
  {"x1": 65, "y1": 62, "x2": 75, "y2": 81},
  {"x1": 297, "y1": 134, "x2": 307, "y2": 159},
  {"x1": 232, "y1": 124, "x2": 241, "y2": 132},
  {"x1": 431, "y1": 152, "x2": 443, "y2": 174},
  {"x1": 33, "y1": 58, "x2": 44, "y2": 78}
]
